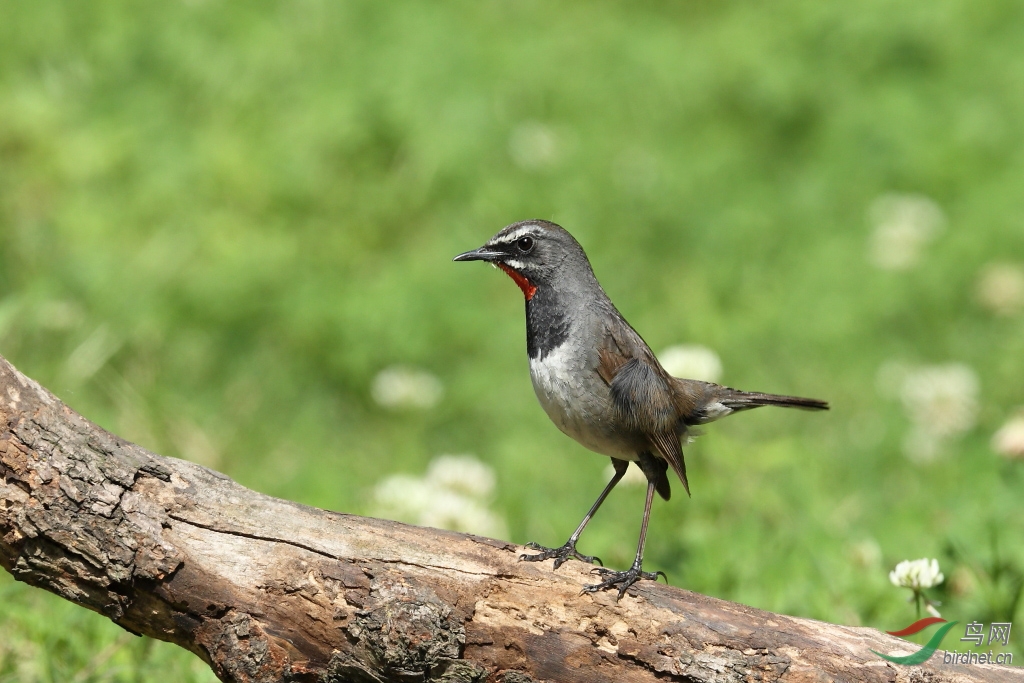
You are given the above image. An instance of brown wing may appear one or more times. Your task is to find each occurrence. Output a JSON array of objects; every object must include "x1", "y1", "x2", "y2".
[
  {"x1": 597, "y1": 345, "x2": 628, "y2": 385},
  {"x1": 597, "y1": 320, "x2": 690, "y2": 496},
  {"x1": 596, "y1": 317, "x2": 662, "y2": 387}
]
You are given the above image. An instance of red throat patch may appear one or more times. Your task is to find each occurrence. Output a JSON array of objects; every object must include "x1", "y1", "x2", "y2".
[{"x1": 497, "y1": 263, "x2": 537, "y2": 301}]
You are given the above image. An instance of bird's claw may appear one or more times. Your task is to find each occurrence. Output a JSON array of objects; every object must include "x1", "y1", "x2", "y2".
[
  {"x1": 582, "y1": 565, "x2": 662, "y2": 600},
  {"x1": 520, "y1": 541, "x2": 602, "y2": 568}
]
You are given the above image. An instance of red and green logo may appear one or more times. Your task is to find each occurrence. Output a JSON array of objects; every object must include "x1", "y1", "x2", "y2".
[{"x1": 872, "y1": 618, "x2": 959, "y2": 665}]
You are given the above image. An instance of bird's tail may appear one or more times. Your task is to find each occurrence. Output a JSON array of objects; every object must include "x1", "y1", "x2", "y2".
[
  {"x1": 668, "y1": 378, "x2": 829, "y2": 425},
  {"x1": 718, "y1": 390, "x2": 829, "y2": 412}
]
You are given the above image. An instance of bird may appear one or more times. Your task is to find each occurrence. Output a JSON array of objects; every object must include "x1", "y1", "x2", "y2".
[{"x1": 454, "y1": 220, "x2": 828, "y2": 599}]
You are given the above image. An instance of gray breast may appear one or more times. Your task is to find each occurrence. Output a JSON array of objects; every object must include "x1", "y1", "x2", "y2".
[{"x1": 528, "y1": 340, "x2": 641, "y2": 461}]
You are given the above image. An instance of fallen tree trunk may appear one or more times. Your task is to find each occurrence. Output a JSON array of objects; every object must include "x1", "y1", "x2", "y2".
[{"x1": 0, "y1": 354, "x2": 1018, "y2": 683}]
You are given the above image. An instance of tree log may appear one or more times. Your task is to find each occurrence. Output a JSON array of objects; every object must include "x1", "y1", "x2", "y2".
[{"x1": 0, "y1": 354, "x2": 1018, "y2": 683}]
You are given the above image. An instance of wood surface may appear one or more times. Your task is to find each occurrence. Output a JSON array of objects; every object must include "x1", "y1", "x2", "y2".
[{"x1": 0, "y1": 353, "x2": 1018, "y2": 682}]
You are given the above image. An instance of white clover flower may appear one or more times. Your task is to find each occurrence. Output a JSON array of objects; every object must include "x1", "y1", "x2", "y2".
[
  {"x1": 900, "y1": 364, "x2": 979, "y2": 439},
  {"x1": 878, "y1": 361, "x2": 981, "y2": 463},
  {"x1": 867, "y1": 193, "x2": 945, "y2": 271},
  {"x1": 426, "y1": 454, "x2": 496, "y2": 499},
  {"x1": 992, "y1": 411, "x2": 1024, "y2": 460},
  {"x1": 890, "y1": 558, "x2": 944, "y2": 590},
  {"x1": 371, "y1": 455, "x2": 507, "y2": 537},
  {"x1": 508, "y1": 122, "x2": 561, "y2": 170},
  {"x1": 658, "y1": 344, "x2": 723, "y2": 383},
  {"x1": 602, "y1": 461, "x2": 649, "y2": 487},
  {"x1": 372, "y1": 474, "x2": 437, "y2": 521},
  {"x1": 371, "y1": 365, "x2": 444, "y2": 410},
  {"x1": 976, "y1": 263, "x2": 1024, "y2": 317},
  {"x1": 416, "y1": 490, "x2": 507, "y2": 538}
]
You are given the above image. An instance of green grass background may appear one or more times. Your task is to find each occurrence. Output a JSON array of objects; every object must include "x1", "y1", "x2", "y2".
[{"x1": 1, "y1": 0, "x2": 1022, "y2": 679}]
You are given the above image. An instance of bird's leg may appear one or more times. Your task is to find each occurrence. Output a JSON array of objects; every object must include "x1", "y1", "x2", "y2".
[
  {"x1": 582, "y1": 477, "x2": 663, "y2": 600},
  {"x1": 520, "y1": 459, "x2": 628, "y2": 569}
]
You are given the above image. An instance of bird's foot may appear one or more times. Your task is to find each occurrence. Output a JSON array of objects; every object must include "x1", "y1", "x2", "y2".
[
  {"x1": 582, "y1": 564, "x2": 666, "y2": 601},
  {"x1": 519, "y1": 541, "x2": 602, "y2": 569}
]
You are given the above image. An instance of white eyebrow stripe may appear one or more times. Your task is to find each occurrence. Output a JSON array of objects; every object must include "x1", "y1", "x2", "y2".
[{"x1": 495, "y1": 226, "x2": 540, "y2": 244}]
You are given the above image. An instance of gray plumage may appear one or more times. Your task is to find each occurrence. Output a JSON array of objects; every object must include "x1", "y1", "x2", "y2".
[{"x1": 455, "y1": 219, "x2": 828, "y2": 598}]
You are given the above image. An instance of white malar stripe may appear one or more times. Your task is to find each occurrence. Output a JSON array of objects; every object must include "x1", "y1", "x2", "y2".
[{"x1": 502, "y1": 259, "x2": 525, "y2": 269}]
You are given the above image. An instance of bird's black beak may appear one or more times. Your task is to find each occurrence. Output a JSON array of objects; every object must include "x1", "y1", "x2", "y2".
[{"x1": 453, "y1": 245, "x2": 505, "y2": 263}]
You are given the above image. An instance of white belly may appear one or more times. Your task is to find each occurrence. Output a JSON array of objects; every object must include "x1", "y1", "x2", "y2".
[{"x1": 528, "y1": 344, "x2": 640, "y2": 460}]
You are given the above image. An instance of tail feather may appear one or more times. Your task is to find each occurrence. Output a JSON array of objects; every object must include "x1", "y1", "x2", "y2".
[
  {"x1": 719, "y1": 390, "x2": 829, "y2": 412},
  {"x1": 669, "y1": 377, "x2": 828, "y2": 425}
]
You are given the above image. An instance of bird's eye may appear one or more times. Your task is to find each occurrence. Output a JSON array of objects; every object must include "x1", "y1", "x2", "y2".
[{"x1": 517, "y1": 236, "x2": 535, "y2": 253}]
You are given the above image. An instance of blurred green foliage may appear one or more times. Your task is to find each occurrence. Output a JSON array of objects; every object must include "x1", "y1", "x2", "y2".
[{"x1": 2, "y1": 0, "x2": 1023, "y2": 678}]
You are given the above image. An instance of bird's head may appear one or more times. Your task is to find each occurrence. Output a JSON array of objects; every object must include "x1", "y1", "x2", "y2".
[{"x1": 453, "y1": 220, "x2": 593, "y2": 300}]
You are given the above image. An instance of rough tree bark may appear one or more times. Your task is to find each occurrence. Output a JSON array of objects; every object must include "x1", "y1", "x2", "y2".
[{"x1": 0, "y1": 353, "x2": 1018, "y2": 683}]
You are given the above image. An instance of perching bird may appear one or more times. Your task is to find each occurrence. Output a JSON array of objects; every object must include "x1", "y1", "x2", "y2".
[{"x1": 455, "y1": 220, "x2": 828, "y2": 598}]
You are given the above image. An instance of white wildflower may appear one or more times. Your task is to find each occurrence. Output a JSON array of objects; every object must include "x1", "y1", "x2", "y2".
[
  {"x1": 890, "y1": 560, "x2": 946, "y2": 619},
  {"x1": 992, "y1": 411, "x2": 1024, "y2": 460},
  {"x1": 372, "y1": 455, "x2": 506, "y2": 537},
  {"x1": 867, "y1": 193, "x2": 945, "y2": 271},
  {"x1": 878, "y1": 361, "x2": 981, "y2": 463},
  {"x1": 372, "y1": 475, "x2": 439, "y2": 523},
  {"x1": 899, "y1": 363, "x2": 979, "y2": 440},
  {"x1": 976, "y1": 263, "x2": 1024, "y2": 317},
  {"x1": 426, "y1": 454, "x2": 496, "y2": 499},
  {"x1": 602, "y1": 461, "x2": 649, "y2": 487},
  {"x1": 416, "y1": 489, "x2": 506, "y2": 538},
  {"x1": 658, "y1": 344, "x2": 723, "y2": 383},
  {"x1": 890, "y1": 558, "x2": 944, "y2": 590},
  {"x1": 371, "y1": 366, "x2": 444, "y2": 410},
  {"x1": 508, "y1": 122, "x2": 561, "y2": 170}
]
